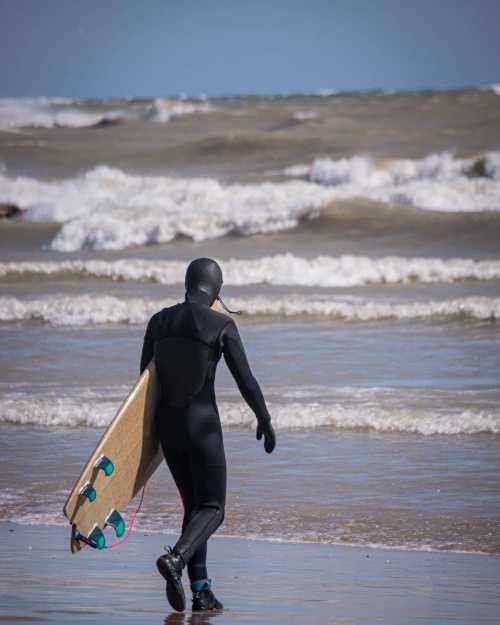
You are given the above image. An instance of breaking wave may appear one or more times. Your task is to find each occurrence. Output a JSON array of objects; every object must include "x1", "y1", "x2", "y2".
[
  {"x1": 0, "y1": 97, "x2": 127, "y2": 129},
  {"x1": 292, "y1": 110, "x2": 319, "y2": 121},
  {"x1": 143, "y1": 98, "x2": 213, "y2": 122},
  {"x1": 1, "y1": 152, "x2": 499, "y2": 252},
  {"x1": 0, "y1": 97, "x2": 214, "y2": 129},
  {"x1": 285, "y1": 151, "x2": 500, "y2": 213},
  {"x1": 483, "y1": 84, "x2": 500, "y2": 96},
  {"x1": 0, "y1": 294, "x2": 498, "y2": 326},
  {"x1": 1, "y1": 254, "x2": 500, "y2": 287},
  {"x1": 1, "y1": 391, "x2": 498, "y2": 435},
  {"x1": 0, "y1": 167, "x2": 332, "y2": 251}
]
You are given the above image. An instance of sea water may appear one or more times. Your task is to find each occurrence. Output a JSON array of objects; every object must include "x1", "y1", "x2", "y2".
[{"x1": 1, "y1": 89, "x2": 499, "y2": 554}]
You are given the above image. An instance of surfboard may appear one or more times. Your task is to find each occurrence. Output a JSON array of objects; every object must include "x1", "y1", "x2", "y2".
[{"x1": 63, "y1": 360, "x2": 162, "y2": 553}]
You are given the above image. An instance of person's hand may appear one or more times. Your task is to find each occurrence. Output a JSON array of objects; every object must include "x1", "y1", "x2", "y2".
[{"x1": 256, "y1": 420, "x2": 276, "y2": 454}]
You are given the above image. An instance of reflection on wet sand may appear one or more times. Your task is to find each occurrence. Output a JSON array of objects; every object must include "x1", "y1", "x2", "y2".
[{"x1": 165, "y1": 608, "x2": 223, "y2": 625}]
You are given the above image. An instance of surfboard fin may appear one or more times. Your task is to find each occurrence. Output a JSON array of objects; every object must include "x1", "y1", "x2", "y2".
[
  {"x1": 94, "y1": 455, "x2": 114, "y2": 477},
  {"x1": 75, "y1": 525, "x2": 106, "y2": 550},
  {"x1": 105, "y1": 509, "x2": 126, "y2": 538},
  {"x1": 79, "y1": 482, "x2": 96, "y2": 502}
]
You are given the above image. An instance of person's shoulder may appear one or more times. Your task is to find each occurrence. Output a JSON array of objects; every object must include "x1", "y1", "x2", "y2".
[
  {"x1": 208, "y1": 306, "x2": 234, "y2": 327},
  {"x1": 146, "y1": 303, "x2": 181, "y2": 328}
]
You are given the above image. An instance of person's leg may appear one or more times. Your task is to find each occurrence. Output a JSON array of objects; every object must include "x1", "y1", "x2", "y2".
[
  {"x1": 161, "y1": 440, "x2": 193, "y2": 530},
  {"x1": 160, "y1": 433, "x2": 209, "y2": 582},
  {"x1": 158, "y1": 412, "x2": 226, "y2": 612},
  {"x1": 172, "y1": 424, "x2": 227, "y2": 567},
  {"x1": 157, "y1": 435, "x2": 192, "y2": 611},
  {"x1": 172, "y1": 461, "x2": 226, "y2": 565},
  {"x1": 179, "y1": 480, "x2": 208, "y2": 583},
  {"x1": 177, "y1": 454, "x2": 226, "y2": 611},
  {"x1": 187, "y1": 541, "x2": 207, "y2": 582}
]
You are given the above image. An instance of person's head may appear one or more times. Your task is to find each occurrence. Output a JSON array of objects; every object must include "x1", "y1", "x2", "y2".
[
  {"x1": 185, "y1": 258, "x2": 241, "y2": 314},
  {"x1": 185, "y1": 257, "x2": 223, "y2": 306}
]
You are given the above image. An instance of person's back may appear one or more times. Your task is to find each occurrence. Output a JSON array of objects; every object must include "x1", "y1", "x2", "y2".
[
  {"x1": 140, "y1": 258, "x2": 275, "y2": 613},
  {"x1": 145, "y1": 299, "x2": 230, "y2": 409}
]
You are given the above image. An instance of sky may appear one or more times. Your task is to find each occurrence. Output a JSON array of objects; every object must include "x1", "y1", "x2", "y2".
[{"x1": 1, "y1": 0, "x2": 499, "y2": 98}]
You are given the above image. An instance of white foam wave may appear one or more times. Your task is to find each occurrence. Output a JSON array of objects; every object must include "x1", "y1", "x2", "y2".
[
  {"x1": 2, "y1": 153, "x2": 499, "y2": 251},
  {"x1": 0, "y1": 294, "x2": 156, "y2": 326},
  {"x1": 225, "y1": 402, "x2": 500, "y2": 435},
  {"x1": 143, "y1": 98, "x2": 213, "y2": 122},
  {"x1": 0, "y1": 97, "x2": 214, "y2": 129},
  {"x1": 483, "y1": 84, "x2": 500, "y2": 96},
  {"x1": 0, "y1": 393, "x2": 117, "y2": 427},
  {"x1": 1, "y1": 393, "x2": 498, "y2": 435},
  {"x1": 0, "y1": 294, "x2": 498, "y2": 326},
  {"x1": 231, "y1": 295, "x2": 500, "y2": 321},
  {"x1": 281, "y1": 163, "x2": 311, "y2": 176},
  {"x1": 286, "y1": 151, "x2": 500, "y2": 212},
  {"x1": 292, "y1": 110, "x2": 319, "y2": 121},
  {"x1": 0, "y1": 97, "x2": 126, "y2": 129},
  {"x1": 6, "y1": 513, "x2": 492, "y2": 555},
  {"x1": 0, "y1": 167, "x2": 333, "y2": 251},
  {"x1": 1, "y1": 254, "x2": 499, "y2": 287}
]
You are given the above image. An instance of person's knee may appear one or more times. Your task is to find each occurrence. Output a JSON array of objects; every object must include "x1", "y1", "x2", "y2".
[
  {"x1": 182, "y1": 499, "x2": 197, "y2": 519},
  {"x1": 200, "y1": 502, "x2": 224, "y2": 528}
]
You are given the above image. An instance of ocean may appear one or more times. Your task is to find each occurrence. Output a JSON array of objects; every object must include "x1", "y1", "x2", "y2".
[{"x1": 1, "y1": 88, "x2": 499, "y2": 556}]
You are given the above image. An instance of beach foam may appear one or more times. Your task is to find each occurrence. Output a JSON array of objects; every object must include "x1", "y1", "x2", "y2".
[
  {"x1": 0, "y1": 294, "x2": 498, "y2": 326},
  {"x1": 143, "y1": 98, "x2": 213, "y2": 122},
  {"x1": 483, "y1": 84, "x2": 500, "y2": 96},
  {"x1": 1, "y1": 153, "x2": 499, "y2": 251},
  {"x1": 1, "y1": 254, "x2": 499, "y2": 286},
  {"x1": 0, "y1": 167, "x2": 332, "y2": 251},
  {"x1": 1, "y1": 391, "x2": 498, "y2": 435},
  {"x1": 5, "y1": 514, "x2": 495, "y2": 556},
  {"x1": 292, "y1": 110, "x2": 319, "y2": 121},
  {"x1": 286, "y1": 151, "x2": 500, "y2": 213},
  {"x1": 0, "y1": 96, "x2": 214, "y2": 129},
  {"x1": 0, "y1": 393, "x2": 118, "y2": 428},
  {"x1": 0, "y1": 97, "x2": 127, "y2": 129}
]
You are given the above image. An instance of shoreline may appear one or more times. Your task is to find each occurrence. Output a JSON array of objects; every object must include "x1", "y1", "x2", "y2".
[
  {"x1": 8, "y1": 518, "x2": 500, "y2": 559},
  {"x1": 1, "y1": 522, "x2": 500, "y2": 625}
]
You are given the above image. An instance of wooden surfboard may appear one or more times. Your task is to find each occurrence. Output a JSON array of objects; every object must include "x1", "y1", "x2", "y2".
[{"x1": 63, "y1": 360, "x2": 162, "y2": 553}]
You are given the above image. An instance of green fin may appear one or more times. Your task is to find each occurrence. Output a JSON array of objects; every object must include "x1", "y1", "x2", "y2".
[
  {"x1": 105, "y1": 509, "x2": 126, "y2": 538},
  {"x1": 95, "y1": 455, "x2": 114, "y2": 477},
  {"x1": 79, "y1": 482, "x2": 96, "y2": 502}
]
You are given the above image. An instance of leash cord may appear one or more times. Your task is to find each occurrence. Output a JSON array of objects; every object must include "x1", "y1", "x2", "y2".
[{"x1": 75, "y1": 485, "x2": 146, "y2": 550}]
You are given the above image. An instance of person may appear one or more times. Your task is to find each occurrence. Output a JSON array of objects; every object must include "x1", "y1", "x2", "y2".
[{"x1": 140, "y1": 257, "x2": 276, "y2": 612}]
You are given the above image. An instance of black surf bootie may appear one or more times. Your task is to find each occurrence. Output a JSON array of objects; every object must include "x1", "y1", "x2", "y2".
[
  {"x1": 156, "y1": 547, "x2": 186, "y2": 612},
  {"x1": 191, "y1": 580, "x2": 224, "y2": 611}
]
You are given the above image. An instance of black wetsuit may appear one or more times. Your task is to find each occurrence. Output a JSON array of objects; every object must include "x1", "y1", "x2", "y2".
[{"x1": 140, "y1": 290, "x2": 271, "y2": 582}]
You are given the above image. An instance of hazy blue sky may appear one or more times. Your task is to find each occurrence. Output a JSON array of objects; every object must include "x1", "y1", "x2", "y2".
[{"x1": 1, "y1": 0, "x2": 499, "y2": 97}]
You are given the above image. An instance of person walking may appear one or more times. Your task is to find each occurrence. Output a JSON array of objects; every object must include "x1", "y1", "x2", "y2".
[{"x1": 140, "y1": 257, "x2": 276, "y2": 612}]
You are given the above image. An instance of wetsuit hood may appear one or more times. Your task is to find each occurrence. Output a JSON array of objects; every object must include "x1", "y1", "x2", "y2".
[{"x1": 185, "y1": 258, "x2": 223, "y2": 306}]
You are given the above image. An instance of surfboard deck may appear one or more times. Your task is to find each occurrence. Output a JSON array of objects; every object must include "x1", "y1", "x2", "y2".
[{"x1": 63, "y1": 360, "x2": 162, "y2": 553}]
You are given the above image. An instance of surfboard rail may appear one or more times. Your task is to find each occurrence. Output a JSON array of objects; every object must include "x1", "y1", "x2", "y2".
[{"x1": 63, "y1": 360, "x2": 162, "y2": 553}]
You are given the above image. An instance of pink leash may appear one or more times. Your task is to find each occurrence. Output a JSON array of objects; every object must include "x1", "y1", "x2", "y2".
[{"x1": 106, "y1": 485, "x2": 147, "y2": 549}]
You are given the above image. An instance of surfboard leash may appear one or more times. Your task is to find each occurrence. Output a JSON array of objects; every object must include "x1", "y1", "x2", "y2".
[
  {"x1": 106, "y1": 484, "x2": 146, "y2": 550},
  {"x1": 74, "y1": 485, "x2": 147, "y2": 550}
]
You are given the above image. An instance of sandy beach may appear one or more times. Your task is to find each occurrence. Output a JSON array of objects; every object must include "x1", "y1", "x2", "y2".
[{"x1": 1, "y1": 523, "x2": 499, "y2": 625}]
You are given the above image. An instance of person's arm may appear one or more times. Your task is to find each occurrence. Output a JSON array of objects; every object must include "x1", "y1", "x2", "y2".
[
  {"x1": 222, "y1": 320, "x2": 276, "y2": 453},
  {"x1": 140, "y1": 314, "x2": 157, "y2": 374}
]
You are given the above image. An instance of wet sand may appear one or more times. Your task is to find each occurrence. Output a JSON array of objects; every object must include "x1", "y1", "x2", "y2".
[{"x1": 1, "y1": 523, "x2": 499, "y2": 625}]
